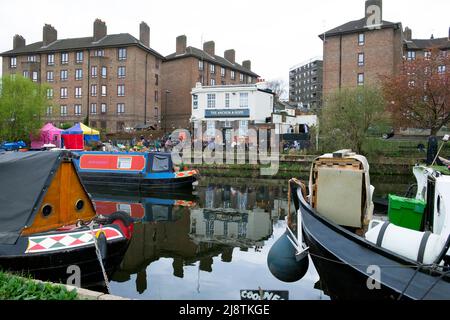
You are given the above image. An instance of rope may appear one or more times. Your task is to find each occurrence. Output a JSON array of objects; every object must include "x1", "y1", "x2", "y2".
[
  {"x1": 89, "y1": 222, "x2": 111, "y2": 294},
  {"x1": 397, "y1": 265, "x2": 422, "y2": 300},
  {"x1": 420, "y1": 268, "x2": 450, "y2": 300}
]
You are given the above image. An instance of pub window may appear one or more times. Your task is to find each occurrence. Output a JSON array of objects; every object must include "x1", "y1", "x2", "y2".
[{"x1": 207, "y1": 94, "x2": 216, "y2": 108}]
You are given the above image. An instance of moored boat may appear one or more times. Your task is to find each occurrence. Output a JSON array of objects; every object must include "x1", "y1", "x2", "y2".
[
  {"x1": 268, "y1": 149, "x2": 450, "y2": 300},
  {"x1": 73, "y1": 151, "x2": 199, "y2": 192},
  {"x1": 0, "y1": 151, "x2": 134, "y2": 287}
]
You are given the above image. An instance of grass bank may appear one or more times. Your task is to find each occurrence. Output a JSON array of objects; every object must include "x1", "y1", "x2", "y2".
[{"x1": 0, "y1": 271, "x2": 78, "y2": 300}]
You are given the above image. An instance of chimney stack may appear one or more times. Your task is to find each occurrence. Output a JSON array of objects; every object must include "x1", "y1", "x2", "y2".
[
  {"x1": 93, "y1": 19, "x2": 107, "y2": 42},
  {"x1": 365, "y1": 0, "x2": 383, "y2": 21},
  {"x1": 203, "y1": 41, "x2": 215, "y2": 56},
  {"x1": 242, "y1": 60, "x2": 251, "y2": 71},
  {"x1": 404, "y1": 27, "x2": 412, "y2": 41},
  {"x1": 176, "y1": 35, "x2": 187, "y2": 54},
  {"x1": 140, "y1": 22, "x2": 150, "y2": 47},
  {"x1": 224, "y1": 49, "x2": 236, "y2": 63},
  {"x1": 13, "y1": 35, "x2": 26, "y2": 50},
  {"x1": 43, "y1": 24, "x2": 57, "y2": 47}
]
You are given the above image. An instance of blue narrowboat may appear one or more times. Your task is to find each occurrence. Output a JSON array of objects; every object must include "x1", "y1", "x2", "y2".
[{"x1": 73, "y1": 152, "x2": 199, "y2": 191}]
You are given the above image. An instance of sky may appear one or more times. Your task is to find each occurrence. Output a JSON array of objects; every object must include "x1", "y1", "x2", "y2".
[{"x1": 0, "y1": 0, "x2": 449, "y2": 91}]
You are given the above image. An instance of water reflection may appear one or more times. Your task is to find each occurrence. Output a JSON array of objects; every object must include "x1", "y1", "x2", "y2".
[{"x1": 90, "y1": 180, "x2": 325, "y2": 300}]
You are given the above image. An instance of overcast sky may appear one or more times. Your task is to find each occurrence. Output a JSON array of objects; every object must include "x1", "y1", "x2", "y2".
[{"x1": 0, "y1": 0, "x2": 449, "y2": 88}]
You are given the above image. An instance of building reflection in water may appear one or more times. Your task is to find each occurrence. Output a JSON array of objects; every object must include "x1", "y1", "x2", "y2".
[{"x1": 106, "y1": 182, "x2": 293, "y2": 295}]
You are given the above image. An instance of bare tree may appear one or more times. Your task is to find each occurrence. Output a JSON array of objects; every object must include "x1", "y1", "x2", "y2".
[{"x1": 265, "y1": 80, "x2": 287, "y2": 101}]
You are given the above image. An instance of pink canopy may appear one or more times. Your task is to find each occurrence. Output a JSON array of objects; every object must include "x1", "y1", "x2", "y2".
[{"x1": 31, "y1": 123, "x2": 63, "y2": 149}]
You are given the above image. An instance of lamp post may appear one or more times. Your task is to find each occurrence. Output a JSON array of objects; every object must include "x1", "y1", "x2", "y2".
[{"x1": 164, "y1": 90, "x2": 171, "y2": 134}]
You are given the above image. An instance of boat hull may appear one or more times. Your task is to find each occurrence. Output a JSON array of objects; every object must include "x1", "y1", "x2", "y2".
[
  {"x1": 0, "y1": 225, "x2": 130, "y2": 288},
  {"x1": 294, "y1": 187, "x2": 450, "y2": 300},
  {"x1": 79, "y1": 172, "x2": 197, "y2": 191}
]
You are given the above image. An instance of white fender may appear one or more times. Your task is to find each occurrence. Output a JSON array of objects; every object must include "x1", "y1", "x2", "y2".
[{"x1": 365, "y1": 222, "x2": 446, "y2": 265}]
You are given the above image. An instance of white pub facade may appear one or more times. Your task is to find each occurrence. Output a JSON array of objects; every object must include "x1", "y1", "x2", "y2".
[{"x1": 190, "y1": 83, "x2": 274, "y2": 143}]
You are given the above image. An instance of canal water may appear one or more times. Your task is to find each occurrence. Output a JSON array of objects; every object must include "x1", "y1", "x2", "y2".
[{"x1": 90, "y1": 174, "x2": 415, "y2": 300}]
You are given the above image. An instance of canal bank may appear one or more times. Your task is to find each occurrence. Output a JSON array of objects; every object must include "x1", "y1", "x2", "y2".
[{"x1": 188, "y1": 156, "x2": 419, "y2": 179}]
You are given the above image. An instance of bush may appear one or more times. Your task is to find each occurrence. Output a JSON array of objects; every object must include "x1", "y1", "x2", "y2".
[{"x1": 0, "y1": 271, "x2": 78, "y2": 300}]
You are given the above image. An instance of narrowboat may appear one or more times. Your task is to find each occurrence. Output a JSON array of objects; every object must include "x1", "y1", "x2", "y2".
[
  {"x1": 73, "y1": 151, "x2": 199, "y2": 192},
  {"x1": 0, "y1": 151, "x2": 133, "y2": 287},
  {"x1": 268, "y1": 149, "x2": 450, "y2": 300}
]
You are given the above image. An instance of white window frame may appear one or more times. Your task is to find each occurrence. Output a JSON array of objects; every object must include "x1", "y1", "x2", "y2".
[
  {"x1": 117, "y1": 85, "x2": 125, "y2": 97},
  {"x1": 60, "y1": 105, "x2": 68, "y2": 116},
  {"x1": 198, "y1": 60, "x2": 204, "y2": 71},
  {"x1": 117, "y1": 103, "x2": 125, "y2": 114},
  {"x1": 74, "y1": 104, "x2": 82, "y2": 116},
  {"x1": 10, "y1": 57, "x2": 17, "y2": 68},
  {"x1": 46, "y1": 106, "x2": 53, "y2": 116},
  {"x1": 358, "y1": 33, "x2": 365, "y2": 46},
  {"x1": 91, "y1": 66, "x2": 98, "y2": 78},
  {"x1": 60, "y1": 87, "x2": 68, "y2": 99},
  {"x1": 76, "y1": 51, "x2": 83, "y2": 63},
  {"x1": 47, "y1": 88, "x2": 53, "y2": 99},
  {"x1": 47, "y1": 71, "x2": 54, "y2": 82},
  {"x1": 91, "y1": 103, "x2": 97, "y2": 115},
  {"x1": 101, "y1": 103, "x2": 107, "y2": 114},
  {"x1": 101, "y1": 66, "x2": 107, "y2": 79},
  {"x1": 91, "y1": 85, "x2": 97, "y2": 97},
  {"x1": 357, "y1": 73, "x2": 364, "y2": 86},
  {"x1": 75, "y1": 87, "x2": 82, "y2": 98},
  {"x1": 47, "y1": 54, "x2": 55, "y2": 66},
  {"x1": 358, "y1": 53, "x2": 365, "y2": 66},
  {"x1": 210, "y1": 64, "x2": 215, "y2": 74},
  {"x1": 60, "y1": 70, "x2": 68, "y2": 81},
  {"x1": 207, "y1": 94, "x2": 216, "y2": 109},
  {"x1": 239, "y1": 120, "x2": 249, "y2": 136},
  {"x1": 239, "y1": 92, "x2": 249, "y2": 108},
  {"x1": 101, "y1": 85, "x2": 107, "y2": 97},
  {"x1": 118, "y1": 48, "x2": 127, "y2": 61},
  {"x1": 231, "y1": 71, "x2": 236, "y2": 80},
  {"x1": 61, "y1": 52, "x2": 69, "y2": 64},
  {"x1": 32, "y1": 72, "x2": 38, "y2": 82},
  {"x1": 118, "y1": 66, "x2": 126, "y2": 79},
  {"x1": 225, "y1": 93, "x2": 230, "y2": 108},
  {"x1": 75, "y1": 69, "x2": 83, "y2": 80}
]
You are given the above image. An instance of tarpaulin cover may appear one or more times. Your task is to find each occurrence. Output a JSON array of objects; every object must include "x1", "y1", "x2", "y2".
[
  {"x1": 30, "y1": 123, "x2": 63, "y2": 149},
  {"x1": 62, "y1": 134, "x2": 84, "y2": 150},
  {"x1": 0, "y1": 151, "x2": 62, "y2": 245}
]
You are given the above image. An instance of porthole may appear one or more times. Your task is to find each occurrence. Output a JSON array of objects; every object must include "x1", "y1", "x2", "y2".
[
  {"x1": 76, "y1": 199, "x2": 84, "y2": 212},
  {"x1": 42, "y1": 204, "x2": 53, "y2": 217}
]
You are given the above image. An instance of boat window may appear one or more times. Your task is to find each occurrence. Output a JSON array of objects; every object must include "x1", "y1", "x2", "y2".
[
  {"x1": 152, "y1": 155, "x2": 170, "y2": 172},
  {"x1": 42, "y1": 204, "x2": 53, "y2": 218},
  {"x1": 118, "y1": 157, "x2": 132, "y2": 169},
  {"x1": 76, "y1": 200, "x2": 84, "y2": 212}
]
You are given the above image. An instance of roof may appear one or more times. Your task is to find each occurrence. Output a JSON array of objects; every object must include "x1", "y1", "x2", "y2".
[
  {"x1": 0, "y1": 151, "x2": 63, "y2": 245},
  {"x1": 405, "y1": 38, "x2": 450, "y2": 50},
  {"x1": 319, "y1": 18, "x2": 401, "y2": 39},
  {"x1": 165, "y1": 46, "x2": 259, "y2": 78},
  {"x1": 0, "y1": 33, "x2": 165, "y2": 59}
]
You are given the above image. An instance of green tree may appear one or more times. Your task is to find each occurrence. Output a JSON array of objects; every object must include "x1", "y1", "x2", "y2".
[
  {"x1": 0, "y1": 76, "x2": 49, "y2": 143},
  {"x1": 320, "y1": 86, "x2": 389, "y2": 154}
]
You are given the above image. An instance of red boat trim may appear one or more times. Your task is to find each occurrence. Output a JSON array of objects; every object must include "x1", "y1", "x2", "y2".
[{"x1": 79, "y1": 154, "x2": 146, "y2": 172}]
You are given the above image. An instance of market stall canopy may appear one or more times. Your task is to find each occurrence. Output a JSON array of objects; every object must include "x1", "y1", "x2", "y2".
[
  {"x1": 30, "y1": 123, "x2": 63, "y2": 149},
  {"x1": 79, "y1": 123, "x2": 100, "y2": 142},
  {"x1": 0, "y1": 152, "x2": 63, "y2": 245},
  {"x1": 62, "y1": 124, "x2": 84, "y2": 150}
]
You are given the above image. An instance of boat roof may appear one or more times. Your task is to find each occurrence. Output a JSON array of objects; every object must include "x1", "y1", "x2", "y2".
[{"x1": 0, "y1": 151, "x2": 64, "y2": 244}]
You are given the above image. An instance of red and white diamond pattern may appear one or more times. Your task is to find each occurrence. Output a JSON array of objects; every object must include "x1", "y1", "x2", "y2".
[{"x1": 25, "y1": 227, "x2": 123, "y2": 254}]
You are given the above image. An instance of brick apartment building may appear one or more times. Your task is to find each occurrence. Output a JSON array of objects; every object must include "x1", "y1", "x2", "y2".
[
  {"x1": 0, "y1": 19, "x2": 164, "y2": 133},
  {"x1": 161, "y1": 36, "x2": 260, "y2": 131},
  {"x1": 289, "y1": 58, "x2": 323, "y2": 110},
  {"x1": 320, "y1": 0, "x2": 450, "y2": 98}
]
